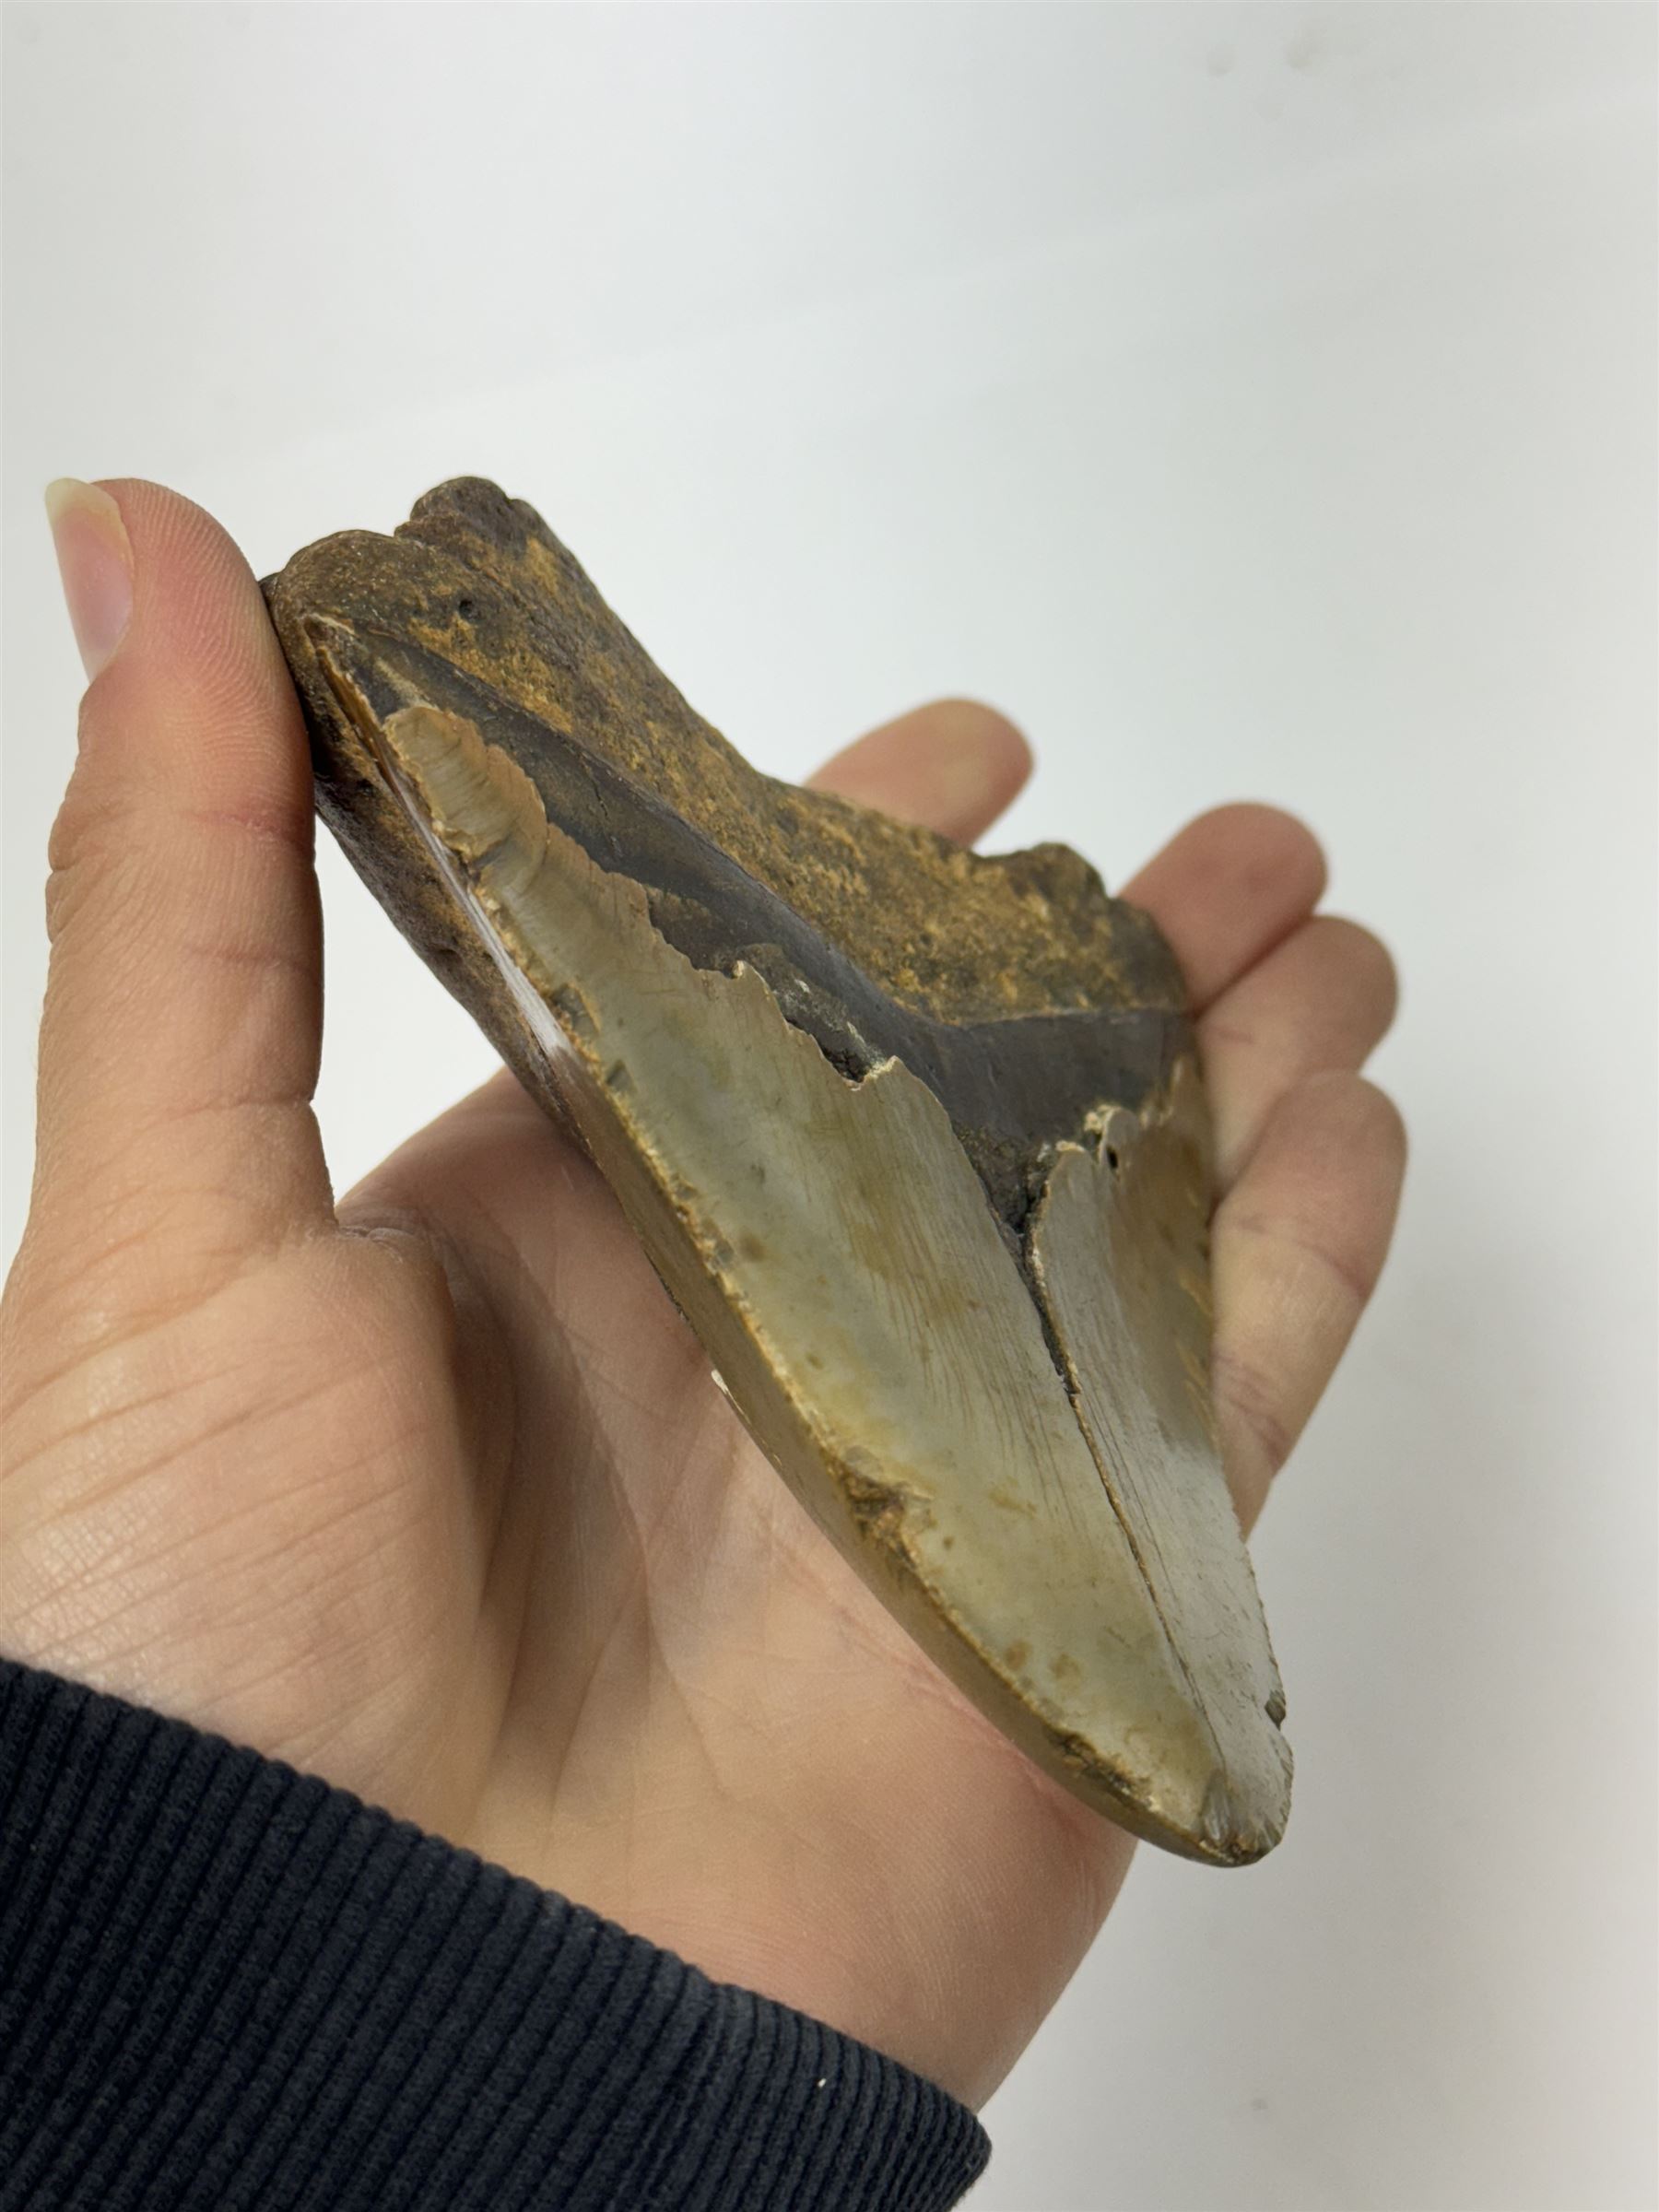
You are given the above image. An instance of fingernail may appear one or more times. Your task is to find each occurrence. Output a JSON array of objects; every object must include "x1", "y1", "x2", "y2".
[{"x1": 44, "y1": 478, "x2": 134, "y2": 682}]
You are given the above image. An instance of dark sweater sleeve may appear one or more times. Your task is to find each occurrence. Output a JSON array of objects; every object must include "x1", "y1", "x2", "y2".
[{"x1": 0, "y1": 1659, "x2": 990, "y2": 2211}]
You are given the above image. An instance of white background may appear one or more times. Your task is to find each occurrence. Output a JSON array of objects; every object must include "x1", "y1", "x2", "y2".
[{"x1": 3, "y1": 6, "x2": 1655, "y2": 2207}]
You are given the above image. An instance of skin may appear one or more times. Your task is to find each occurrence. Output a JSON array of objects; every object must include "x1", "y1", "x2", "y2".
[{"x1": 1, "y1": 480, "x2": 1405, "y2": 2111}]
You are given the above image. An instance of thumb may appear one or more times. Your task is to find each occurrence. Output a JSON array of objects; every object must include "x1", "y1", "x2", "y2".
[{"x1": 21, "y1": 479, "x2": 333, "y2": 1313}]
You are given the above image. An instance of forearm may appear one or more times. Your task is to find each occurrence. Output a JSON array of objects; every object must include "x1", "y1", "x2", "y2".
[{"x1": 0, "y1": 1658, "x2": 990, "y2": 2212}]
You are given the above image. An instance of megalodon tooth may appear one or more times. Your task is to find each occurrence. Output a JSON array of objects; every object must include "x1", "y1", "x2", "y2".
[{"x1": 262, "y1": 477, "x2": 1291, "y2": 1865}]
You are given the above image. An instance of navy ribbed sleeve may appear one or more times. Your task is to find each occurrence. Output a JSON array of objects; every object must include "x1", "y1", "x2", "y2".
[{"x1": 0, "y1": 1659, "x2": 991, "y2": 2210}]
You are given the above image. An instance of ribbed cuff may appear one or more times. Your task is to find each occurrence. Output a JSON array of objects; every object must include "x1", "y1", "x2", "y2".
[{"x1": 0, "y1": 1659, "x2": 990, "y2": 2210}]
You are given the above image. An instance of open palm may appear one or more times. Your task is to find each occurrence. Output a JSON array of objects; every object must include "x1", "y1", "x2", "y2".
[{"x1": 1, "y1": 481, "x2": 1404, "y2": 2111}]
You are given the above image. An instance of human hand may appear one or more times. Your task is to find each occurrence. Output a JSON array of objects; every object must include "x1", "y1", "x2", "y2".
[{"x1": 1, "y1": 479, "x2": 1405, "y2": 2110}]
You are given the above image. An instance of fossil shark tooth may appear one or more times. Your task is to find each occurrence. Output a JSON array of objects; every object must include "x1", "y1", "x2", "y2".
[{"x1": 262, "y1": 477, "x2": 1290, "y2": 1865}]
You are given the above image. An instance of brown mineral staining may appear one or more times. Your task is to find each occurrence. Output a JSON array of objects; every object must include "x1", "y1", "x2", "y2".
[
  {"x1": 987, "y1": 1485, "x2": 1039, "y2": 1519},
  {"x1": 277, "y1": 478, "x2": 1183, "y2": 1025},
  {"x1": 262, "y1": 479, "x2": 1290, "y2": 1865}
]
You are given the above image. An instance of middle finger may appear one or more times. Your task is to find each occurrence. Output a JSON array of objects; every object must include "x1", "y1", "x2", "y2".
[{"x1": 1198, "y1": 914, "x2": 1399, "y2": 1188}]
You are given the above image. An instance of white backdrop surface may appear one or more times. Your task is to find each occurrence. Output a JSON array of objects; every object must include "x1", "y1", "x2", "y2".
[{"x1": 3, "y1": 7, "x2": 1655, "y2": 2209}]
